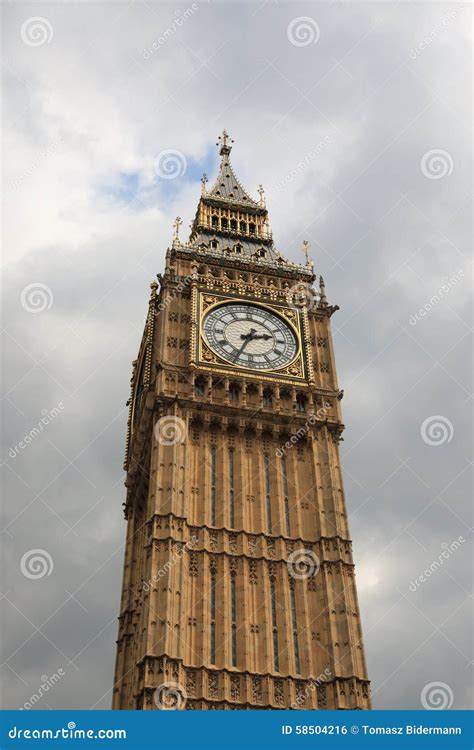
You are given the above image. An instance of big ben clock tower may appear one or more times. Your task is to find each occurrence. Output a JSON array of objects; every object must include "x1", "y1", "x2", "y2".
[{"x1": 112, "y1": 131, "x2": 371, "y2": 710}]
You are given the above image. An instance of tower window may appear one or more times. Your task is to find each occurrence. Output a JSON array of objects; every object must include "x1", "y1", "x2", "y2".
[
  {"x1": 210, "y1": 446, "x2": 217, "y2": 526},
  {"x1": 231, "y1": 575, "x2": 237, "y2": 667},
  {"x1": 210, "y1": 571, "x2": 216, "y2": 664},
  {"x1": 281, "y1": 457, "x2": 291, "y2": 536},
  {"x1": 234, "y1": 243, "x2": 242, "y2": 254},
  {"x1": 221, "y1": 217, "x2": 228, "y2": 229},
  {"x1": 296, "y1": 394, "x2": 307, "y2": 412},
  {"x1": 195, "y1": 378, "x2": 205, "y2": 397},
  {"x1": 211, "y1": 239, "x2": 218, "y2": 250},
  {"x1": 263, "y1": 389, "x2": 273, "y2": 407},
  {"x1": 264, "y1": 453, "x2": 272, "y2": 534},
  {"x1": 258, "y1": 247, "x2": 266, "y2": 258},
  {"x1": 249, "y1": 223, "x2": 256, "y2": 235},
  {"x1": 239, "y1": 221, "x2": 247, "y2": 233},
  {"x1": 270, "y1": 577, "x2": 279, "y2": 672},
  {"x1": 229, "y1": 384, "x2": 239, "y2": 402},
  {"x1": 212, "y1": 215, "x2": 218, "y2": 227},
  {"x1": 230, "y1": 219, "x2": 237, "y2": 231},
  {"x1": 290, "y1": 584, "x2": 301, "y2": 674},
  {"x1": 229, "y1": 448, "x2": 235, "y2": 529}
]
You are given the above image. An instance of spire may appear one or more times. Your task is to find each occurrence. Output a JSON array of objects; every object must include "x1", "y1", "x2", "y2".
[
  {"x1": 207, "y1": 130, "x2": 258, "y2": 206},
  {"x1": 319, "y1": 275, "x2": 327, "y2": 306},
  {"x1": 302, "y1": 240, "x2": 314, "y2": 271},
  {"x1": 185, "y1": 131, "x2": 314, "y2": 274}
]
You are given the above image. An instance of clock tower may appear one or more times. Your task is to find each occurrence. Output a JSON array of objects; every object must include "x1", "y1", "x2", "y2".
[{"x1": 112, "y1": 131, "x2": 371, "y2": 710}]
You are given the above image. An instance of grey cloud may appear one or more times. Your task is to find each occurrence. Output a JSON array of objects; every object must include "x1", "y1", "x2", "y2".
[{"x1": 1, "y1": 0, "x2": 471, "y2": 710}]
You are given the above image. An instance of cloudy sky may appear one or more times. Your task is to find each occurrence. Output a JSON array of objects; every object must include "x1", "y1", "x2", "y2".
[{"x1": 1, "y1": 0, "x2": 472, "y2": 711}]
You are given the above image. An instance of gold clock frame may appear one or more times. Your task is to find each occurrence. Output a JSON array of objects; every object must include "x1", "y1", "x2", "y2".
[{"x1": 194, "y1": 291, "x2": 307, "y2": 381}]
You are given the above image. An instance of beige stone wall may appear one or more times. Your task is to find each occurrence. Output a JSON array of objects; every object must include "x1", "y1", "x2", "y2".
[{"x1": 113, "y1": 250, "x2": 371, "y2": 710}]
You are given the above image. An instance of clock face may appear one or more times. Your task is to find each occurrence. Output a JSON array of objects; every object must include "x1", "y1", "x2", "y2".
[{"x1": 202, "y1": 302, "x2": 298, "y2": 371}]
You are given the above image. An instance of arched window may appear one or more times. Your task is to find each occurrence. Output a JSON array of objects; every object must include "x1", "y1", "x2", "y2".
[
  {"x1": 195, "y1": 377, "x2": 205, "y2": 397},
  {"x1": 249, "y1": 223, "x2": 256, "y2": 235},
  {"x1": 229, "y1": 383, "x2": 240, "y2": 402},
  {"x1": 239, "y1": 221, "x2": 247, "y2": 233},
  {"x1": 296, "y1": 394, "x2": 307, "y2": 412},
  {"x1": 211, "y1": 215, "x2": 218, "y2": 227},
  {"x1": 230, "y1": 219, "x2": 237, "y2": 231},
  {"x1": 263, "y1": 389, "x2": 273, "y2": 407}
]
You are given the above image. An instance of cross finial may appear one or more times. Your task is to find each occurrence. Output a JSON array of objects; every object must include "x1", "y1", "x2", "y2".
[
  {"x1": 302, "y1": 240, "x2": 310, "y2": 265},
  {"x1": 173, "y1": 216, "x2": 183, "y2": 242},
  {"x1": 217, "y1": 128, "x2": 234, "y2": 156},
  {"x1": 258, "y1": 184, "x2": 266, "y2": 207},
  {"x1": 201, "y1": 173, "x2": 208, "y2": 195}
]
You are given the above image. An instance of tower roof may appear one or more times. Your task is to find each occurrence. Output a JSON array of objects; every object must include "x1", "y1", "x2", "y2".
[
  {"x1": 175, "y1": 130, "x2": 313, "y2": 277},
  {"x1": 207, "y1": 129, "x2": 259, "y2": 207}
]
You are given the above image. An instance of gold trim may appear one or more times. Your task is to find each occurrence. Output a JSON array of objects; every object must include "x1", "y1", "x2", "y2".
[
  {"x1": 130, "y1": 348, "x2": 146, "y2": 437},
  {"x1": 197, "y1": 293, "x2": 305, "y2": 377}
]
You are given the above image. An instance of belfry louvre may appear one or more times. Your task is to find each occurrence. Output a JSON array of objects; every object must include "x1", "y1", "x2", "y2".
[{"x1": 112, "y1": 132, "x2": 371, "y2": 710}]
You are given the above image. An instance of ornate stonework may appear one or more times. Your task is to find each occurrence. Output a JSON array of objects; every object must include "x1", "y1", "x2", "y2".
[{"x1": 113, "y1": 132, "x2": 371, "y2": 710}]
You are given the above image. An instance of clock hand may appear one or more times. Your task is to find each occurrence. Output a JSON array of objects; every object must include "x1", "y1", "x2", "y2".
[
  {"x1": 239, "y1": 328, "x2": 257, "y2": 340},
  {"x1": 231, "y1": 331, "x2": 255, "y2": 361}
]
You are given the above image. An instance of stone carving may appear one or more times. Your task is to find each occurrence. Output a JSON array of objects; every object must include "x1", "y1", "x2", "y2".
[
  {"x1": 230, "y1": 675, "x2": 240, "y2": 701},
  {"x1": 252, "y1": 676, "x2": 262, "y2": 703},
  {"x1": 208, "y1": 672, "x2": 218, "y2": 698}
]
